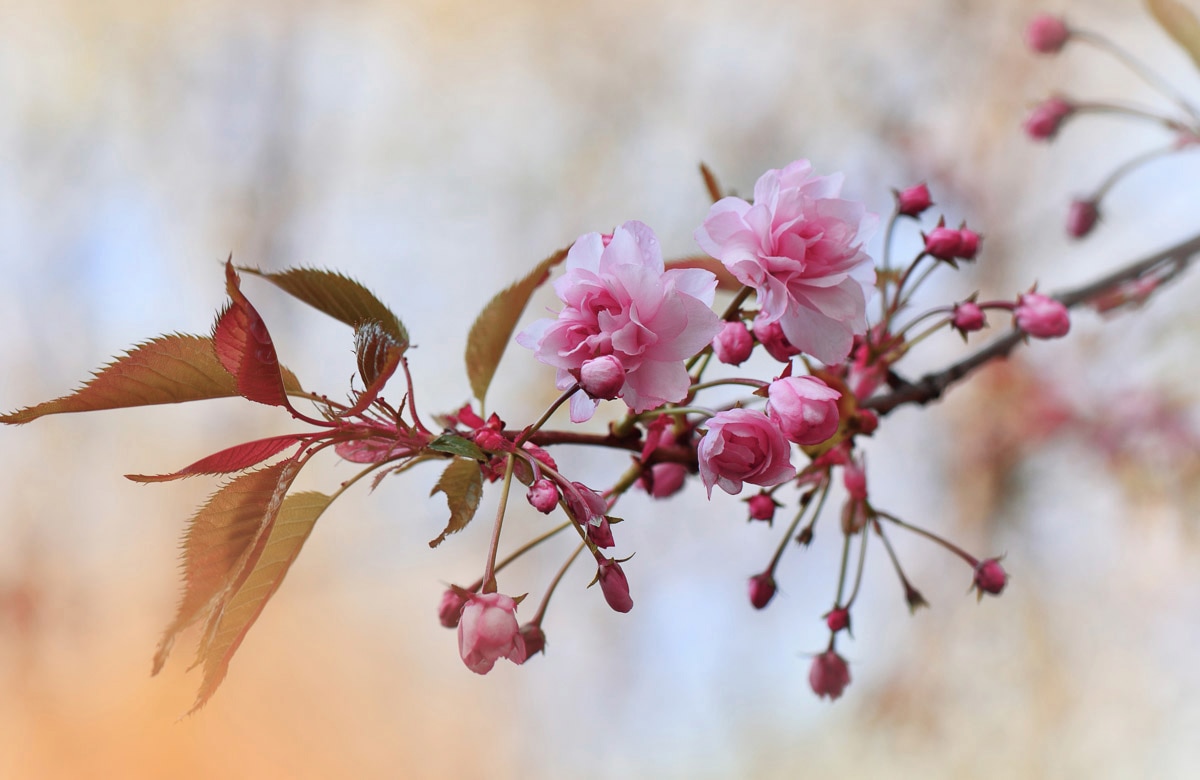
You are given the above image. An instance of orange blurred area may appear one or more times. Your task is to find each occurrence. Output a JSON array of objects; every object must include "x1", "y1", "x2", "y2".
[{"x1": 4, "y1": 0, "x2": 1200, "y2": 778}]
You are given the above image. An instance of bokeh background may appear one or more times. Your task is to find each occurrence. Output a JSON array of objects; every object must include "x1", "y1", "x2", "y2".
[{"x1": 3, "y1": 0, "x2": 1200, "y2": 777}]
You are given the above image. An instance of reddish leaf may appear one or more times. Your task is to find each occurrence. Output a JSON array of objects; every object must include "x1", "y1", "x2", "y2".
[
  {"x1": 189, "y1": 489, "x2": 333, "y2": 713},
  {"x1": 428, "y1": 457, "x2": 484, "y2": 548},
  {"x1": 126, "y1": 434, "x2": 309, "y2": 483},
  {"x1": 238, "y1": 265, "x2": 409, "y2": 350},
  {"x1": 465, "y1": 246, "x2": 568, "y2": 404},
  {"x1": 212, "y1": 260, "x2": 291, "y2": 407},
  {"x1": 0, "y1": 334, "x2": 301, "y2": 425},
  {"x1": 152, "y1": 459, "x2": 301, "y2": 677},
  {"x1": 337, "y1": 321, "x2": 404, "y2": 418}
]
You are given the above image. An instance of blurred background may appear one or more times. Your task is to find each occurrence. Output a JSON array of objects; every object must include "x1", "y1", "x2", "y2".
[{"x1": 2, "y1": 0, "x2": 1200, "y2": 777}]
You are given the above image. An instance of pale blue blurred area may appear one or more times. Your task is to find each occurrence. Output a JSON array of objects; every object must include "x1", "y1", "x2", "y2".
[{"x1": 2, "y1": 0, "x2": 1200, "y2": 778}]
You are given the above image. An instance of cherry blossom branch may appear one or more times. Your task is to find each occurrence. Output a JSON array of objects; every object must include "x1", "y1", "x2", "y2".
[{"x1": 864, "y1": 229, "x2": 1200, "y2": 415}]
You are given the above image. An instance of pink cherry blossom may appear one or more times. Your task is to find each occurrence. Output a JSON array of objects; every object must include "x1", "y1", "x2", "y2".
[
  {"x1": 952, "y1": 301, "x2": 986, "y2": 334},
  {"x1": 1014, "y1": 292, "x2": 1070, "y2": 338},
  {"x1": 698, "y1": 408, "x2": 796, "y2": 496},
  {"x1": 895, "y1": 183, "x2": 933, "y2": 217},
  {"x1": 458, "y1": 592, "x2": 528, "y2": 674},
  {"x1": 695, "y1": 160, "x2": 876, "y2": 365},
  {"x1": 766, "y1": 375, "x2": 842, "y2": 446},
  {"x1": 526, "y1": 478, "x2": 559, "y2": 514},
  {"x1": 518, "y1": 220, "x2": 722, "y2": 422},
  {"x1": 712, "y1": 320, "x2": 754, "y2": 365}
]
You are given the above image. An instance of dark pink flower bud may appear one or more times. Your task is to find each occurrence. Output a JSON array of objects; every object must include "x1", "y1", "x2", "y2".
[
  {"x1": 747, "y1": 492, "x2": 778, "y2": 522},
  {"x1": 1066, "y1": 198, "x2": 1099, "y2": 238},
  {"x1": 952, "y1": 301, "x2": 986, "y2": 334},
  {"x1": 641, "y1": 462, "x2": 687, "y2": 499},
  {"x1": 587, "y1": 516, "x2": 615, "y2": 549},
  {"x1": 712, "y1": 320, "x2": 754, "y2": 365},
  {"x1": 1014, "y1": 292, "x2": 1070, "y2": 338},
  {"x1": 924, "y1": 226, "x2": 963, "y2": 260},
  {"x1": 956, "y1": 228, "x2": 981, "y2": 259},
  {"x1": 566, "y1": 482, "x2": 608, "y2": 524},
  {"x1": 766, "y1": 375, "x2": 842, "y2": 446},
  {"x1": 527, "y1": 478, "x2": 559, "y2": 514},
  {"x1": 438, "y1": 588, "x2": 469, "y2": 629},
  {"x1": 748, "y1": 572, "x2": 777, "y2": 609},
  {"x1": 473, "y1": 428, "x2": 508, "y2": 453},
  {"x1": 856, "y1": 409, "x2": 879, "y2": 435},
  {"x1": 752, "y1": 316, "x2": 802, "y2": 363},
  {"x1": 454, "y1": 403, "x2": 486, "y2": 429},
  {"x1": 1024, "y1": 96, "x2": 1074, "y2": 141},
  {"x1": 896, "y1": 183, "x2": 933, "y2": 217},
  {"x1": 579, "y1": 355, "x2": 625, "y2": 400},
  {"x1": 597, "y1": 558, "x2": 634, "y2": 613},
  {"x1": 843, "y1": 459, "x2": 867, "y2": 502},
  {"x1": 1025, "y1": 13, "x2": 1070, "y2": 54},
  {"x1": 518, "y1": 623, "x2": 546, "y2": 660},
  {"x1": 458, "y1": 592, "x2": 527, "y2": 674},
  {"x1": 809, "y1": 650, "x2": 851, "y2": 700},
  {"x1": 825, "y1": 607, "x2": 851, "y2": 634},
  {"x1": 973, "y1": 557, "x2": 1008, "y2": 597}
]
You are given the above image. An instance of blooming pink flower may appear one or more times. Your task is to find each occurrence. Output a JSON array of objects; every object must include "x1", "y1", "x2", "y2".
[
  {"x1": 1066, "y1": 198, "x2": 1099, "y2": 238},
  {"x1": 712, "y1": 320, "x2": 754, "y2": 365},
  {"x1": 698, "y1": 408, "x2": 797, "y2": 496},
  {"x1": 1014, "y1": 292, "x2": 1070, "y2": 338},
  {"x1": 695, "y1": 160, "x2": 876, "y2": 365},
  {"x1": 766, "y1": 375, "x2": 842, "y2": 445},
  {"x1": 458, "y1": 592, "x2": 528, "y2": 674},
  {"x1": 527, "y1": 478, "x2": 559, "y2": 514},
  {"x1": 809, "y1": 650, "x2": 851, "y2": 700},
  {"x1": 640, "y1": 462, "x2": 688, "y2": 498},
  {"x1": 597, "y1": 558, "x2": 634, "y2": 613},
  {"x1": 1026, "y1": 13, "x2": 1070, "y2": 54},
  {"x1": 518, "y1": 221, "x2": 721, "y2": 422},
  {"x1": 896, "y1": 183, "x2": 933, "y2": 217},
  {"x1": 1024, "y1": 97, "x2": 1074, "y2": 141},
  {"x1": 438, "y1": 588, "x2": 469, "y2": 629},
  {"x1": 748, "y1": 572, "x2": 777, "y2": 609},
  {"x1": 973, "y1": 557, "x2": 1008, "y2": 597}
]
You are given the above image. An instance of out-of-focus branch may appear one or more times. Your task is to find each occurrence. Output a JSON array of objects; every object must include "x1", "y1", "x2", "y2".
[{"x1": 864, "y1": 230, "x2": 1200, "y2": 416}]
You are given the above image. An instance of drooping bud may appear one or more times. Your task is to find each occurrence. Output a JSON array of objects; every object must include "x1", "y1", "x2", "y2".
[
  {"x1": 752, "y1": 316, "x2": 802, "y2": 363},
  {"x1": 579, "y1": 355, "x2": 625, "y2": 400},
  {"x1": 1024, "y1": 96, "x2": 1074, "y2": 141},
  {"x1": 457, "y1": 592, "x2": 528, "y2": 674},
  {"x1": 597, "y1": 558, "x2": 634, "y2": 613},
  {"x1": 824, "y1": 607, "x2": 851, "y2": 634},
  {"x1": 895, "y1": 183, "x2": 933, "y2": 217},
  {"x1": 973, "y1": 557, "x2": 1008, "y2": 598},
  {"x1": 808, "y1": 650, "x2": 851, "y2": 700},
  {"x1": 438, "y1": 588, "x2": 469, "y2": 629},
  {"x1": 747, "y1": 492, "x2": 778, "y2": 522},
  {"x1": 527, "y1": 478, "x2": 559, "y2": 514},
  {"x1": 766, "y1": 375, "x2": 842, "y2": 446},
  {"x1": 952, "y1": 301, "x2": 987, "y2": 334},
  {"x1": 748, "y1": 572, "x2": 777, "y2": 609},
  {"x1": 1014, "y1": 292, "x2": 1070, "y2": 338},
  {"x1": 587, "y1": 516, "x2": 615, "y2": 549},
  {"x1": 641, "y1": 462, "x2": 688, "y2": 499},
  {"x1": 712, "y1": 320, "x2": 754, "y2": 366},
  {"x1": 1066, "y1": 198, "x2": 1099, "y2": 239},
  {"x1": 1025, "y1": 13, "x2": 1070, "y2": 54},
  {"x1": 518, "y1": 622, "x2": 547, "y2": 660}
]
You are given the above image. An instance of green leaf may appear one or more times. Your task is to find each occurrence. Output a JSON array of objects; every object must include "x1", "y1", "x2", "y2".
[
  {"x1": 1147, "y1": 0, "x2": 1200, "y2": 70},
  {"x1": 188, "y1": 490, "x2": 333, "y2": 713},
  {"x1": 428, "y1": 457, "x2": 484, "y2": 548},
  {"x1": 0, "y1": 334, "x2": 302, "y2": 425},
  {"x1": 152, "y1": 460, "x2": 302, "y2": 678},
  {"x1": 465, "y1": 246, "x2": 568, "y2": 405},
  {"x1": 239, "y1": 265, "x2": 409, "y2": 351},
  {"x1": 427, "y1": 433, "x2": 487, "y2": 461}
]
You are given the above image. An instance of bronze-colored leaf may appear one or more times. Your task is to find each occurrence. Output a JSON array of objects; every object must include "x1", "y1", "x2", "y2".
[
  {"x1": 465, "y1": 246, "x2": 568, "y2": 405},
  {"x1": 212, "y1": 261, "x2": 291, "y2": 408},
  {"x1": 353, "y1": 321, "x2": 404, "y2": 389},
  {"x1": 1147, "y1": 0, "x2": 1200, "y2": 70},
  {"x1": 188, "y1": 490, "x2": 332, "y2": 713},
  {"x1": 239, "y1": 265, "x2": 409, "y2": 350},
  {"x1": 1, "y1": 334, "x2": 301, "y2": 425},
  {"x1": 428, "y1": 457, "x2": 484, "y2": 548},
  {"x1": 152, "y1": 460, "x2": 301, "y2": 677}
]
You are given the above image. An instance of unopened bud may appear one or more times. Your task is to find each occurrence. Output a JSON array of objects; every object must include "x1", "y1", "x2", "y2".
[
  {"x1": 438, "y1": 588, "x2": 469, "y2": 629},
  {"x1": 1025, "y1": 13, "x2": 1070, "y2": 54},
  {"x1": 973, "y1": 557, "x2": 1008, "y2": 598},
  {"x1": 1024, "y1": 96, "x2": 1074, "y2": 141},
  {"x1": 896, "y1": 183, "x2": 933, "y2": 217},
  {"x1": 748, "y1": 572, "x2": 777, "y2": 609},
  {"x1": 518, "y1": 623, "x2": 547, "y2": 659},
  {"x1": 808, "y1": 650, "x2": 851, "y2": 700},
  {"x1": 527, "y1": 478, "x2": 559, "y2": 514},
  {"x1": 825, "y1": 607, "x2": 851, "y2": 634},
  {"x1": 597, "y1": 558, "x2": 634, "y2": 613},
  {"x1": 1066, "y1": 198, "x2": 1099, "y2": 239},
  {"x1": 713, "y1": 320, "x2": 754, "y2": 366},
  {"x1": 579, "y1": 355, "x2": 625, "y2": 400},
  {"x1": 747, "y1": 492, "x2": 778, "y2": 522}
]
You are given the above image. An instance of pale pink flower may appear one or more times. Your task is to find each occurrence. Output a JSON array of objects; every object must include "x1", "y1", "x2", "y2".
[
  {"x1": 766, "y1": 375, "x2": 842, "y2": 445},
  {"x1": 695, "y1": 160, "x2": 876, "y2": 365},
  {"x1": 698, "y1": 408, "x2": 796, "y2": 496},
  {"x1": 518, "y1": 221, "x2": 721, "y2": 422},
  {"x1": 1014, "y1": 292, "x2": 1070, "y2": 338},
  {"x1": 809, "y1": 650, "x2": 851, "y2": 700},
  {"x1": 458, "y1": 592, "x2": 528, "y2": 674}
]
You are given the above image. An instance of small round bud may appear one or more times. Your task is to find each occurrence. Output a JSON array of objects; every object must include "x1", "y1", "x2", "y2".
[
  {"x1": 952, "y1": 301, "x2": 987, "y2": 334},
  {"x1": 748, "y1": 572, "x2": 777, "y2": 610},
  {"x1": 712, "y1": 320, "x2": 754, "y2": 366},
  {"x1": 855, "y1": 409, "x2": 879, "y2": 436},
  {"x1": 1024, "y1": 97, "x2": 1074, "y2": 141},
  {"x1": 1025, "y1": 14, "x2": 1070, "y2": 54},
  {"x1": 825, "y1": 607, "x2": 851, "y2": 634},
  {"x1": 1014, "y1": 292, "x2": 1070, "y2": 339},
  {"x1": 747, "y1": 492, "x2": 778, "y2": 522},
  {"x1": 1066, "y1": 198, "x2": 1099, "y2": 239},
  {"x1": 579, "y1": 355, "x2": 625, "y2": 400},
  {"x1": 896, "y1": 183, "x2": 933, "y2": 217},
  {"x1": 924, "y1": 226, "x2": 963, "y2": 260},
  {"x1": 527, "y1": 478, "x2": 559, "y2": 514},
  {"x1": 438, "y1": 588, "x2": 469, "y2": 629},
  {"x1": 973, "y1": 557, "x2": 1008, "y2": 597},
  {"x1": 808, "y1": 650, "x2": 851, "y2": 700},
  {"x1": 518, "y1": 623, "x2": 546, "y2": 660},
  {"x1": 641, "y1": 462, "x2": 687, "y2": 499},
  {"x1": 956, "y1": 228, "x2": 981, "y2": 259}
]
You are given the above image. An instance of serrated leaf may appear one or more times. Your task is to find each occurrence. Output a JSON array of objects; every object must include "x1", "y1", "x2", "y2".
[
  {"x1": 0, "y1": 334, "x2": 302, "y2": 425},
  {"x1": 188, "y1": 489, "x2": 333, "y2": 713},
  {"x1": 465, "y1": 246, "x2": 568, "y2": 405},
  {"x1": 337, "y1": 321, "x2": 404, "y2": 418},
  {"x1": 126, "y1": 434, "x2": 308, "y2": 483},
  {"x1": 239, "y1": 265, "x2": 409, "y2": 350},
  {"x1": 1148, "y1": 0, "x2": 1200, "y2": 70},
  {"x1": 427, "y1": 433, "x2": 487, "y2": 461},
  {"x1": 152, "y1": 459, "x2": 301, "y2": 677},
  {"x1": 428, "y1": 457, "x2": 484, "y2": 548},
  {"x1": 212, "y1": 261, "x2": 291, "y2": 407}
]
